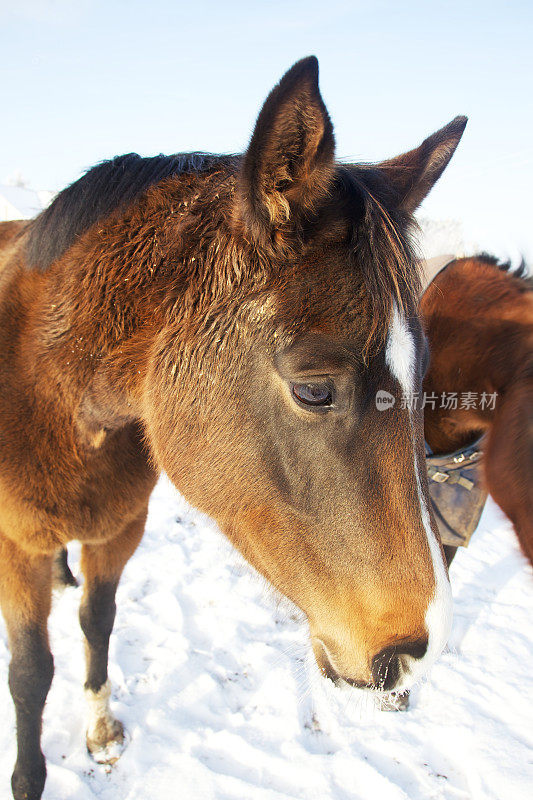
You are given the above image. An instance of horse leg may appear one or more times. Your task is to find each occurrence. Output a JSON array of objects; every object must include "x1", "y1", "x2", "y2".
[
  {"x1": 52, "y1": 547, "x2": 78, "y2": 588},
  {"x1": 485, "y1": 385, "x2": 533, "y2": 567},
  {"x1": 0, "y1": 536, "x2": 53, "y2": 800},
  {"x1": 79, "y1": 510, "x2": 147, "y2": 762}
]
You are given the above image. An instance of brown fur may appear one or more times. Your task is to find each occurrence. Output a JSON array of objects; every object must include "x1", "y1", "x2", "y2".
[
  {"x1": 422, "y1": 255, "x2": 533, "y2": 565},
  {"x1": 0, "y1": 57, "x2": 466, "y2": 800}
]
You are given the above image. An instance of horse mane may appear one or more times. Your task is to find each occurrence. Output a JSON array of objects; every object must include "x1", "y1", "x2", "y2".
[
  {"x1": 473, "y1": 252, "x2": 532, "y2": 288},
  {"x1": 336, "y1": 165, "x2": 420, "y2": 353},
  {"x1": 26, "y1": 152, "x2": 222, "y2": 271},
  {"x1": 25, "y1": 152, "x2": 420, "y2": 356}
]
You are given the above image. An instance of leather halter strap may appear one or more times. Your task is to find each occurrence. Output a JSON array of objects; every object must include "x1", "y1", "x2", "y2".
[
  {"x1": 425, "y1": 435, "x2": 488, "y2": 548},
  {"x1": 425, "y1": 435, "x2": 485, "y2": 487}
]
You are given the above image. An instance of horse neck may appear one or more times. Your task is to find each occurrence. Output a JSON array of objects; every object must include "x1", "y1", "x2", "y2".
[
  {"x1": 15, "y1": 192, "x2": 250, "y2": 438},
  {"x1": 9, "y1": 237, "x2": 166, "y2": 438}
]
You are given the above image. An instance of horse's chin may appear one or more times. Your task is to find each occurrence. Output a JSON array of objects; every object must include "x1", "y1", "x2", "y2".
[{"x1": 315, "y1": 661, "x2": 412, "y2": 711}]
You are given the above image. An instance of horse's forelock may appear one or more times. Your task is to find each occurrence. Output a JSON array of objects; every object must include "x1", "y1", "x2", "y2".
[{"x1": 335, "y1": 167, "x2": 421, "y2": 358}]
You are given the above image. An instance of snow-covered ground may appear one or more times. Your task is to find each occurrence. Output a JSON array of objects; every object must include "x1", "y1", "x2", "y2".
[{"x1": 0, "y1": 475, "x2": 531, "y2": 800}]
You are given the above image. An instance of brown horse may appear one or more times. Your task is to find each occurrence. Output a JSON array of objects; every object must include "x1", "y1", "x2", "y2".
[
  {"x1": 422, "y1": 254, "x2": 533, "y2": 567},
  {"x1": 0, "y1": 57, "x2": 466, "y2": 800}
]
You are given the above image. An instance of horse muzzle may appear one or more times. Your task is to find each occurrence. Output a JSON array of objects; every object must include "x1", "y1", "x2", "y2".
[{"x1": 313, "y1": 635, "x2": 430, "y2": 693}]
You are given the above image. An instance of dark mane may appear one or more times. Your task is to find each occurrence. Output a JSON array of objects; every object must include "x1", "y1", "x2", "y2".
[
  {"x1": 474, "y1": 251, "x2": 532, "y2": 287},
  {"x1": 26, "y1": 149, "x2": 420, "y2": 356},
  {"x1": 26, "y1": 152, "x2": 221, "y2": 270},
  {"x1": 337, "y1": 165, "x2": 420, "y2": 353}
]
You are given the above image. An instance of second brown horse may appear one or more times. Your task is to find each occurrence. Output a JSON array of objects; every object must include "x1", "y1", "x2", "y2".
[{"x1": 422, "y1": 254, "x2": 533, "y2": 567}]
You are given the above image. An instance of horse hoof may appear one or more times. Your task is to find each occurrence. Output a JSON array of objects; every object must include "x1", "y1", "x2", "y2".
[
  {"x1": 87, "y1": 718, "x2": 126, "y2": 765},
  {"x1": 11, "y1": 754, "x2": 46, "y2": 800}
]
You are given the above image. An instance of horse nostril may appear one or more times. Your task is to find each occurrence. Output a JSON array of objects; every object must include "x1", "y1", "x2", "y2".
[
  {"x1": 371, "y1": 648, "x2": 401, "y2": 690},
  {"x1": 371, "y1": 638, "x2": 428, "y2": 690}
]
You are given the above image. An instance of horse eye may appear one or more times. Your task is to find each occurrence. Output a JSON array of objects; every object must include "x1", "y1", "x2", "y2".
[{"x1": 291, "y1": 382, "x2": 332, "y2": 407}]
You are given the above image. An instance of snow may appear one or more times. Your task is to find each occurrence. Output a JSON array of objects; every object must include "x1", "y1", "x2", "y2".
[
  {"x1": 417, "y1": 218, "x2": 470, "y2": 260},
  {"x1": 0, "y1": 475, "x2": 531, "y2": 800},
  {"x1": 0, "y1": 183, "x2": 50, "y2": 221}
]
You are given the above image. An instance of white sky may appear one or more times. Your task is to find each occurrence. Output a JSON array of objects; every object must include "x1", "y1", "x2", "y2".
[{"x1": 1, "y1": 0, "x2": 531, "y2": 260}]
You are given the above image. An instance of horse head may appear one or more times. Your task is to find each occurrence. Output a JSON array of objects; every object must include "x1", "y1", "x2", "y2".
[{"x1": 141, "y1": 58, "x2": 466, "y2": 692}]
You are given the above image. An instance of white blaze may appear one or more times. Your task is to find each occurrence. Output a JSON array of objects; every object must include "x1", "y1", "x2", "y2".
[
  {"x1": 385, "y1": 304, "x2": 453, "y2": 690},
  {"x1": 385, "y1": 303, "x2": 416, "y2": 396}
]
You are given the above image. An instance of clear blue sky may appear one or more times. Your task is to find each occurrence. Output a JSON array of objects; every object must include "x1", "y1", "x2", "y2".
[{"x1": 1, "y1": 0, "x2": 532, "y2": 259}]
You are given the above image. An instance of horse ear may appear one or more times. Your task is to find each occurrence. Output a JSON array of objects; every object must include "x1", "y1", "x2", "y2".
[
  {"x1": 379, "y1": 116, "x2": 467, "y2": 213},
  {"x1": 235, "y1": 56, "x2": 335, "y2": 248}
]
